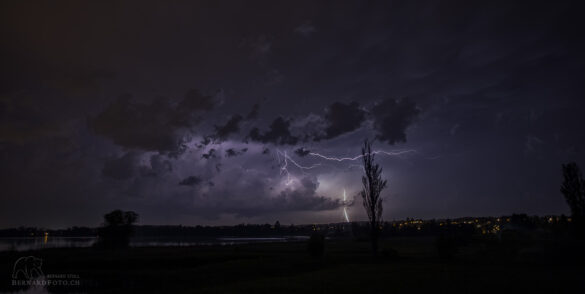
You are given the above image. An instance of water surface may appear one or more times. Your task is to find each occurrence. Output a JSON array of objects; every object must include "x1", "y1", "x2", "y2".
[{"x1": 0, "y1": 236, "x2": 309, "y2": 251}]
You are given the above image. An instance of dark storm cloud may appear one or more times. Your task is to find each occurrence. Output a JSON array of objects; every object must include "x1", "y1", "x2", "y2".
[
  {"x1": 225, "y1": 148, "x2": 248, "y2": 157},
  {"x1": 371, "y1": 98, "x2": 420, "y2": 145},
  {"x1": 294, "y1": 147, "x2": 310, "y2": 157},
  {"x1": 139, "y1": 154, "x2": 173, "y2": 177},
  {"x1": 246, "y1": 103, "x2": 260, "y2": 120},
  {"x1": 255, "y1": 99, "x2": 416, "y2": 145},
  {"x1": 178, "y1": 176, "x2": 202, "y2": 187},
  {"x1": 268, "y1": 176, "x2": 341, "y2": 213},
  {"x1": 102, "y1": 152, "x2": 139, "y2": 180},
  {"x1": 200, "y1": 173, "x2": 341, "y2": 218},
  {"x1": 90, "y1": 89, "x2": 217, "y2": 152},
  {"x1": 272, "y1": 188, "x2": 340, "y2": 212},
  {"x1": 225, "y1": 149, "x2": 238, "y2": 157},
  {"x1": 177, "y1": 89, "x2": 217, "y2": 114},
  {"x1": 248, "y1": 117, "x2": 299, "y2": 145},
  {"x1": 201, "y1": 149, "x2": 217, "y2": 159},
  {"x1": 213, "y1": 115, "x2": 243, "y2": 141},
  {"x1": 249, "y1": 100, "x2": 370, "y2": 144},
  {"x1": 245, "y1": 99, "x2": 415, "y2": 145},
  {"x1": 318, "y1": 101, "x2": 366, "y2": 140},
  {"x1": 207, "y1": 104, "x2": 261, "y2": 144},
  {"x1": 200, "y1": 136, "x2": 213, "y2": 147}
]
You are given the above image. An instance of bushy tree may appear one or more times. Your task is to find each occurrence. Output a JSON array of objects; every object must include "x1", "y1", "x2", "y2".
[
  {"x1": 561, "y1": 162, "x2": 585, "y2": 239},
  {"x1": 360, "y1": 139, "x2": 387, "y2": 256},
  {"x1": 96, "y1": 210, "x2": 139, "y2": 249}
]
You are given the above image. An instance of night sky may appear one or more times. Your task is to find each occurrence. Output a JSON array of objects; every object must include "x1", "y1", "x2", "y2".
[{"x1": 2, "y1": 1, "x2": 585, "y2": 228}]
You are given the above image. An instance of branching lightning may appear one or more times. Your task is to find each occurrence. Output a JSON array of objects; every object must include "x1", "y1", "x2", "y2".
[
  {"x1": 273, "y1": 147, "x2": 415, "y2": 223},
  {"x1": 276, "y1": 150, "x2": 321, "y2": 185},
  {"x1": 274, "y1": 148, "x2": 416, "y2": 186},
  {"x1": 308, "y1": 149, "x2": 417, "y2": 162},
  {"x1": 280, "y1": 151, "x2": 321, "y2": 170}
]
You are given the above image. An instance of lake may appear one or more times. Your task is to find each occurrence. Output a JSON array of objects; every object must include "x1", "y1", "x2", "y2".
[{"x1": 0, "y1": 236, "x2": 310, "y2": 251}]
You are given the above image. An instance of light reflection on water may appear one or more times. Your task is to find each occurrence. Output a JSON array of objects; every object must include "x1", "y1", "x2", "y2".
[
  {"x1": 0, "y1": 237, "x2": 96, "y2": 252},
  {"x1": 0, "y1": 236, "x2": 309, "y2": 252}
]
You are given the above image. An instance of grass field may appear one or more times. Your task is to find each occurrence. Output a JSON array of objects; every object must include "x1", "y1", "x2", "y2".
[{"x1": 1, "y1": 236, "x2": 584, "y2": 293}]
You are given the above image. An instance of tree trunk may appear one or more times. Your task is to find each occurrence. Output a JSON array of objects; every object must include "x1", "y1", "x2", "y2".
[{"x1": 371, "y1": 223, "x2": 379, "y2": 256}]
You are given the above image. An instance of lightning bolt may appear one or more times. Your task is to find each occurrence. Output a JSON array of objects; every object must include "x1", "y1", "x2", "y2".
[
  {"x1": 308, "y1": 149, "x2": 416, "y2": 162},
  {"x1": 276, "y1": 150, "x2": 321, "y2": 185},
  {"x1": 342, "y1": 188, "x2": 350, "y2": 223},
  {"x1": 273, "y1": 147, "x2": 416, "y2": 216},
  {"x1": 275, "y1": 148, "x2": 416, "y2": 185},
  {"x1": 278, "y1": 150, "x2": 321, "y2": 170}
]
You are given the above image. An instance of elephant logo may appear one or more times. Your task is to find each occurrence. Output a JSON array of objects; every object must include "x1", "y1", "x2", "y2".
[{"x1": 12, "y1": 256, "x2": 44, "y2": 279}]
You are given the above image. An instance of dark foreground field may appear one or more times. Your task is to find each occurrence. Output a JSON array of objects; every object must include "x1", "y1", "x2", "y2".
[{"x1": 1, "y1": 236, "x2": 584, "y2": 293}]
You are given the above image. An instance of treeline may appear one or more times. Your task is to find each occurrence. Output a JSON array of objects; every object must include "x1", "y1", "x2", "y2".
[
  {"x1": 0, "y1": 214, "x2": 573, "y2": 238},
  {"x1": 134, "y1": 223, "x2": 296, "y2": 237},
  {"x1": 0, "y1": 223, "x2": 304, "y2": 238}
]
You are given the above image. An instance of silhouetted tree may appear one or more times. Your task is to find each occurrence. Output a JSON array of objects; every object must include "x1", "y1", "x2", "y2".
[
  {"x1": 96, "y1": 210, "x2": 139, "y2": 249},
  {"x1": 360, "y1": 139, "x2": 387, "y2": 256},
  {"x1": 561, "y1": 162, "x2": 585, "y2": 239}
]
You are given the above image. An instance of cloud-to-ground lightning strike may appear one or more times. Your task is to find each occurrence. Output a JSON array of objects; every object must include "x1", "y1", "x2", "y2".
[{"x1": 342, "y1": 188, "x2": 350, "y2": 223}]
